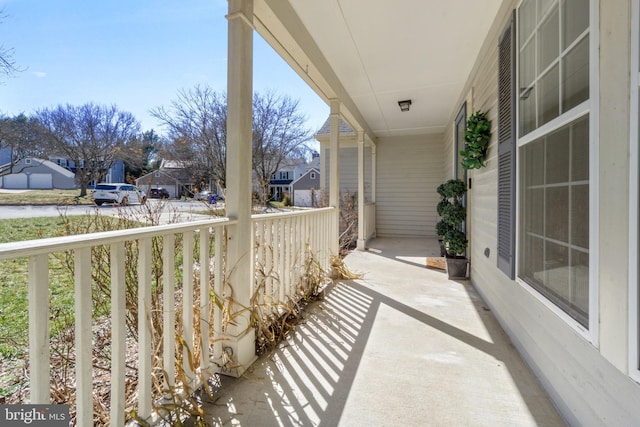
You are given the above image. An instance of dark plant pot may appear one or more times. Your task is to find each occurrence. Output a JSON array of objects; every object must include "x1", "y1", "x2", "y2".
[
  {"x1": 446, "y1": 256, "x2": 468, "y2": 279},
  {"x1": 438, "y1": 239, "x2": 446, "y2": 257}
]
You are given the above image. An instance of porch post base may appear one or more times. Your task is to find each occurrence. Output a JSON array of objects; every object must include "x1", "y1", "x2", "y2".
[
  {"x1": 357, "y1": 238, "x2": 366, "y2": 250},
  {"x1": 215, "y1": 328, "x2": 257, "y2": 378}
]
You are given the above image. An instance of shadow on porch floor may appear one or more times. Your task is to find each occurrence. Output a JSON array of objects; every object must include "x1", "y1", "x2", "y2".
[{"x1": 203, "y1": 237, "x2": 565, "y2": 426}]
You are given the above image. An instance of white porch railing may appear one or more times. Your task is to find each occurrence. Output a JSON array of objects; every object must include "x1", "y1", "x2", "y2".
[
  {"x1": 253, "y1": 208, "x2": 334, "y2": 307},
  {"x1": 0, "y1": 207, "x2": 335, "y2": 425}
]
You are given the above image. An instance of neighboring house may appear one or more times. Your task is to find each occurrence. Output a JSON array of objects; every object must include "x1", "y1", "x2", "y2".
[
  {"x1": 290, "y1": 167, "x2": 320, "y2": 207},
  {"x1": 0, "y1": 158, "x2": 76, "y2": 189},
  {"x1": 48, "y1": 156, "x2": 125, "y2": 185},
  {"x1": 136, "y1": 161, "x2": 196, "y2": 198},
  {"x1": 0, "y1": 147, "x2": 11, "y2": 166},
  {"x1": 268, "y1": 158, "x2": 307, "y2": 201}
]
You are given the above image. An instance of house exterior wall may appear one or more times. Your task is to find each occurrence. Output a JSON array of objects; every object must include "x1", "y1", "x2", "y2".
[
  {"x1": 446, "y1": 0, "x2": 640, "y2": 425},
  {"x1": 291, "y1": 169, "x2": 319, "y2": 192},
  {"x1": 321, "y1": 144, "x2": 372, "y2": 201},
  {"x1": 0, "y1": 158, "x2": 76, "y2": 189},
  {"x1": 375, "y1": 134, "x2": 443, "y2": 237}
]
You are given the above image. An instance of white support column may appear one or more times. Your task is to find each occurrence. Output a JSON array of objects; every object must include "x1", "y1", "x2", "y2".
[
  {"x1": 371, "y1": 143, "x2": 377, "y2": 204},
  {"x1": 329, "y1": 99, "x2": 341, "y2": 255},
  {"x1": 224, "y1": 0, "x2": 257, "y2": 377},
  {"x1": 357, "y1": 131, "x2": 366, "y2": 250}
]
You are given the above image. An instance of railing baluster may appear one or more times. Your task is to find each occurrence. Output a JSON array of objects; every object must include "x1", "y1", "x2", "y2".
[
  {"x1": 182, "y1": 231, "x2": 194, "y2": 378},
  {"x1": 213, "y1": 225, "x2": 223, "y2": 363},
  {"x1": 74, "y1": 247, "x2": 93, "y2": 425},
  {"x1": 276, "y1": 219, "x2": 284, "y2": 304},
  {"x1": 199, "y1": 227, "x2": 210, "y2": 372},
  {"x1": 28, "y1": 254, "x2": 49, "y2": 404},
  {"x1": 163, "y1": 234, "x2": 176, "y2": 391},
  {"x1": 255, "y1": 220, "x2": 264, "y2": 305},
  {"x1": 265, "y1": 219, "x2": 273, "y2": 303},
  {"x1": 110, "y1": 242, "x2": 126, "y2": 426},
  {"x1": 138, "y1": 237, "x2": 153, "y2": 420}
]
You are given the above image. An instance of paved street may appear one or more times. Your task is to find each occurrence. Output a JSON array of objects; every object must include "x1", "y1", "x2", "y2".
[{"x1": 0, "y1": 199, "x2": 218, "y2": 223}]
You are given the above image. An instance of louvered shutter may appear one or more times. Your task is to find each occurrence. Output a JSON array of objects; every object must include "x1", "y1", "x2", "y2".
[{"x1": 497, "y1": 12, "x2": 516, "y2": 279}]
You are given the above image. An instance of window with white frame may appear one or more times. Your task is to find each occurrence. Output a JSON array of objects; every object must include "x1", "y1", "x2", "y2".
[{"x1": 517, "y1": 0, "x2": 591, "y2": 328}]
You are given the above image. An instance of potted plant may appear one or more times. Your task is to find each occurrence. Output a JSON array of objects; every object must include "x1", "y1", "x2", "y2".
[
  {"x1": 459, "y1": 110, "x2": 492, "y2": 170},
  {"x1": 436, "y1": 179, "x2": 468, "y2": 278}
]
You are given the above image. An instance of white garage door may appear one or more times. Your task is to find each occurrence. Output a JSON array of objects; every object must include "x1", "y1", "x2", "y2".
[
  {"x1": 3, "y1": 174, "x2": 28, "y2": 189},
  {"x1": 31, "y1": 173, "x2": 53, "y2": 189}
]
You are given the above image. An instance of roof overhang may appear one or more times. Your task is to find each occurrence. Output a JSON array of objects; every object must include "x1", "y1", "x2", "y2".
[{"x1": 254, "y1": 0, "x2": 504, "y2": 140}]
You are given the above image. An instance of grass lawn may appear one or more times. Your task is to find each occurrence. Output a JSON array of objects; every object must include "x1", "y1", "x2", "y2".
[
  {"x1": 0, "y1": 217, "x2": 79, "y2": 358},
  {"x1": 0, "y1": 189, "x2": 94, "y2": 205}
]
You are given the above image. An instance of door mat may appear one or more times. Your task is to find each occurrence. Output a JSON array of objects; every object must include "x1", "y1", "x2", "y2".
[{"x1": 426, "y1": 257, "x2": 446, "y2": 271}]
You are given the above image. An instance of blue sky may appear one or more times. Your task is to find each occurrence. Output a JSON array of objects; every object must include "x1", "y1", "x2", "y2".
[{"x1": 0, "y1": 0, "x2": 328, "y2": 137}]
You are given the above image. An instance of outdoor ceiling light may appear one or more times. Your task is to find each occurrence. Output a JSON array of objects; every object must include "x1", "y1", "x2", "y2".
[{"x1": 398, "y1": 99, "x2": 412, "y2": 112}]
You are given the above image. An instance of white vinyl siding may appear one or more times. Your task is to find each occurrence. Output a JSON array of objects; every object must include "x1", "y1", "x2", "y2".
[
  {"x1": 322, "y1": 146, "x2": 372, "y2": 201},
  {"x1": 443, "y1": 1, "x2": 640, "y2": 424},
  {"x1": 376, "y1": 135, "x2": 443, "y2": 237}
]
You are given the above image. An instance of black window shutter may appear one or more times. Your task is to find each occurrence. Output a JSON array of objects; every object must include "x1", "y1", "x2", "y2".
[{"x1": 497, "y1": 11, "x2": 516, "y2": 279}]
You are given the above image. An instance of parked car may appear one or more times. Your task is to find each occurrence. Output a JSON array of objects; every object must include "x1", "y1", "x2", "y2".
[
  {"x1": 92, "y1": 183, "x2": 147, "y2": 206},
  {"x1": 149, "y1": 188, "x2": 170, "y2": 199},
  {"x1": 194, "y1": 191, "x2": 212, "y2": 201}
]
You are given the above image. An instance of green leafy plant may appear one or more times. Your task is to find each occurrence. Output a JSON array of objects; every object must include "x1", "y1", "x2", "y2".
[
  {"x1": 459, "y1": 110, "x2": 492, "y2": 170},
  {"x1": 435, "y1": 179, "x2": 467, "y2": 257}
]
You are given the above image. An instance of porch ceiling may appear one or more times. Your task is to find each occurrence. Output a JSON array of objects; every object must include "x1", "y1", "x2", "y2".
[{"x1": 255, "y1": 0, "x2": 503, "y2": 139}]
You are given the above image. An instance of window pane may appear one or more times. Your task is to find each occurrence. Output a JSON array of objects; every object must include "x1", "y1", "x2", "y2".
[
  {"x1": 526, "y1": 188, "x2": 545, "y2": 235},
  {"x1": 524, "y1": 140, "x2": 545, "y2": 186},
  {"x1": 571, "y1": 184, "x2": 589, "y2": 248},
  {"x1": 545, "y1": 126, "x2": 570, "y2": 183},
  {"x1": 562, "y1": 36, "x2": 590, "y2": 112},
  {"x1": 518, "y1": 117, "x2": 589, "y2": 326},
  {"x1": 544, "y1": 241, "x2": 569, "y2": 301},
  {"x1": 519, "y1": 0, "x2": 537, "y2": 48},
  {"x1": 570, "y1": 249, "x2": 589, "y2": 318},
  {"x1": 520, "y1": 83, "x2": 537, "y2": 135},
  {"x1": 539, "y1": 64, "x2": 560, "y2": 126},
  {"x1": 520, "y1": 39, "x2": 536, "y2": 89},
  {"x1": 563, "y1": 0, "x2": 589, "y2": 49},
  {"x1": 571, "y1": 116, "x2": 589, "y2": 181},
  {"x1": 520, "y1": 234, "x2": 544, "y2": 283},
  {"x1": 539, "y1": 5, "x2": 559, "y2": 73},
  {"x1": 538, "y1": 0, "x2": 557, "y2": 18},
  {"x1": 546, "y1": 186, "x2": 569, "y2": 241}
]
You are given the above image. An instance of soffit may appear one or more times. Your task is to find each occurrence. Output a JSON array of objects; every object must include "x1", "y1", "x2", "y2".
[{"x1": 256, "y1": 0, "x2": 503, "y2": 138}]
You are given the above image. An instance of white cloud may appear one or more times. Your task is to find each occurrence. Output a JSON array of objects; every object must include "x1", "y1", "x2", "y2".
[{"x1": 31, "y1": 71, "x2": 47, "y2": 78}]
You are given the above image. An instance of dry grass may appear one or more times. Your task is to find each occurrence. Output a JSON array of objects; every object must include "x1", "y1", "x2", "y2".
[{"x1": 0, "y1": 189, "x2": 93, "y2": 205}]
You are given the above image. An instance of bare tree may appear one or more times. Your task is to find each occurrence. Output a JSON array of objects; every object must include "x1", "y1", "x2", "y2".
[
  {"x1": 0, "y1": 114, "x2": 47, "y2": 176},
  {"x1": 151, "y1": 85, "x2": 227, "y2": 189},
  {"x1": 252, "y1": 91, "x2": 314, "y2": 203},
  {"x1": 153, "y1": 86, "x2": 313, "y2": 199},
  {"x1": 0, "y1": 10, "x2": 22, "y2": 80},
  {"x1": 37, "y1": 103, "x2": 141, "y2": 196}
]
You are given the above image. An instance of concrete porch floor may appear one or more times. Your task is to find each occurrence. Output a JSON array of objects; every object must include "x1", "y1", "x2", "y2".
[{"x1": 203, "y1": 237, "x2": 566, "y2": 426}]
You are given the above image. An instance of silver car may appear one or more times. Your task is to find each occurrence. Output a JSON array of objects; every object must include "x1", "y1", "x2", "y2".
[{"x1": 92, "y1": 183, "x2": 147, "y2": 206}]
